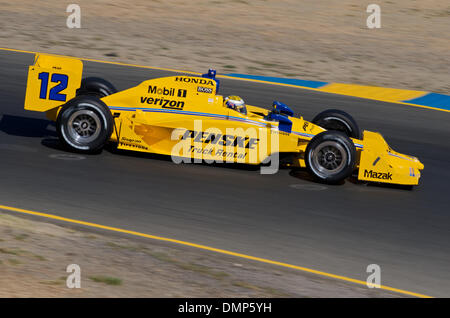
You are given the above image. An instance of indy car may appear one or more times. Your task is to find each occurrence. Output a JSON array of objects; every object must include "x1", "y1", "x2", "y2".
[{"x1": 24, "y1": 54, "x2": 423, "y2": 186}]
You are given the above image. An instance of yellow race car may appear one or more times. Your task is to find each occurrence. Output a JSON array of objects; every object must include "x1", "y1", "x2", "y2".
[{"x1": 24, "y1": 54, "x2": 423, "y2": 186}]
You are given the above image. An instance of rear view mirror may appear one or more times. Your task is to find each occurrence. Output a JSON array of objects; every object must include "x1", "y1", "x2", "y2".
[{"x1": 272, "y1": 101, "x2": 294, "y2": 117}]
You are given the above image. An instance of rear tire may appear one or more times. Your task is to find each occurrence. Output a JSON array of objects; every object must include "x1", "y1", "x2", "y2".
[
  {"x1": 312, "y1": 109, "x2": 361, "y2": 139},
  {"x1": 76, "y1": 77, "x2": 117, "y2": 98},
  {"x1": 305, "y1": 131, "x2": 356, "y2": 184},
  {"x1": 56, "y1": 96, "x2": 113, "y2": 153}
]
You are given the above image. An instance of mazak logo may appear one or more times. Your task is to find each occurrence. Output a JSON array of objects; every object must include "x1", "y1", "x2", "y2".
[
  {"x1": 364, "y1": 170, "x2": 392, "y2": 180},
  {"x1": 175, "y1": 77, "x2": 215, "y2": 86},
  {"x1": 148, "y1": 86, "x2": 187, "y2": 98},
  {"x1": 197, "y1": 86, "x2": 213, "y2": 94}
]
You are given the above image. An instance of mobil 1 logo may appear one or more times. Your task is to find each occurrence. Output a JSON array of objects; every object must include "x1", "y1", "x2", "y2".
[{"x1": 148, "y1": 85, "x2": 187, "y2": 98}]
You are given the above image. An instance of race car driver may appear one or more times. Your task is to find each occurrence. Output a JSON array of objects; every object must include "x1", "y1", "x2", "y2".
[{"x1": 224, "y1": 95, "x2": 247, "y2": 115}]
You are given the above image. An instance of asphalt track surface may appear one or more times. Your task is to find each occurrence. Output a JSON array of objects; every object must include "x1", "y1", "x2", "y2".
[{"x1": 0, "y1": 50, "x2": 449, "y2": 297}]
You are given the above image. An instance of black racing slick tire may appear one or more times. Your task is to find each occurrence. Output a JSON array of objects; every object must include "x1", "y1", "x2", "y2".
[
  {"x1": 56, "y1": 96, "x2": 114, "y2": 153},
  {"x1": 76, "y1": 77, "x2": 118, "y2": 98},
  {"x1": 305, "y1": 131, "x2": 356, "y2": 184},
  {"x1": 312, "y1": 109, "x2": 362, "y2": 139}
]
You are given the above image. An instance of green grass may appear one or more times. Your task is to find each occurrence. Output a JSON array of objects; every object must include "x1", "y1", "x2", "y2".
[
  {"x1": 33, "y1": 254, "x2": 47, "y2": 261},
  {"x1": 147, "y1": 251, "x2": 229, "y2": 280},
  {"x1": 0, "y1": 247, "x2": 21, "y2": 255},
  {"x1": 8, "y1": 259, "x2": 21, "y2": 265},
  {"x1": 147, "y1": 251, "x2": 174, "y2": 263},
  {"x1": 89, "y1": 275, "x2": 122, "y2": 286},
  {"x1": 106, "y1": 241, "x2": 147, "y2": 252},
  {"x1": 255, "y1": 61, "x2": 280, "y2": 68},
  {"x1": 177, "y1": 262, "x2": 229, "y2": 279},
  {"x1": 14, "y1": 234, "x2": 29, "y2": 241}
]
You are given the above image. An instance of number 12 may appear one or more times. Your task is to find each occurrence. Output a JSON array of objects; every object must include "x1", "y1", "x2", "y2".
[{"x1": 38, "y1": 72, "x2": 69, "y2": 102}]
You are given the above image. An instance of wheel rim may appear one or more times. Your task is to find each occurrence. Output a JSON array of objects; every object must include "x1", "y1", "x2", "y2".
[
  {"x1": 310, "y1": 141, "x2": 348, "y2": 177},
  {"x1": 67, "y1": 109, "x2": 101, "y2": 144}
]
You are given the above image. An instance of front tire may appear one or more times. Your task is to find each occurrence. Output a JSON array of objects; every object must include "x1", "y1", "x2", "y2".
[
  {"x1": 56, "y1": 96, "x2": 113, "y2": 153},
  {"x1": 312, "y1": 109, "x2": 361, "y2": 139},
  {"x1": 77, "y1": 77, "x2": 117, "y2": 98},
  {"x1": 305, "y1": 131, "x2": 356, "y2": 184}
]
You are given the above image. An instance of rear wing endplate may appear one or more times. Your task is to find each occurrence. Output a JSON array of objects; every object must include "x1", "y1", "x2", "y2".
[{"x1": 24, "y1": 54, "x2": 83, "y2": 112}]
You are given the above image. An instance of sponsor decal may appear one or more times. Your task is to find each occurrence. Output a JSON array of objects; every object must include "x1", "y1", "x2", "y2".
[
  {"x1": 181, "y1": 130, "x2": 258, "y2": 149},
  {"x1": 178, "y1": 89, "x2": 187, "y2": 98},
  {"x1": 119, "y1": 142, "x2": 148, "y2": 150},
  {"x1": 197, "y1": 86, "x2": 213, "y2": 94},
  {"x1": 175, "y1": 77, "x2": 215, "y2": 86},
  {"x1": 364, "y1": 169, "x2": 392, "y2": 180},
  {"x1": 270, "y1": 129, "x2": 289, "y2": 136},
  {"x1": 171, "y1": 120, "x2": 280, "y2": 174},
  {"x1": 121, "y1": 137, "x2": 142, "y2": 144},
  {"x1": 148, "y1": 85, "x2": 187, "y2": 98},
  {"x1": 189, "y1": 146, "x2": 247, "y2": 160},
  {"x1": 302, "y1": 121, "x2": 315, "y2": 132},
  {"x1": 140, "y1": 96, "x2": 185, "y2": 110},
  {"x1": 372, "y1": 157, "x2": 380, "y2": 166},
  {"x1": 119, "y1": 137, "x2": 148, "y2": 150}
]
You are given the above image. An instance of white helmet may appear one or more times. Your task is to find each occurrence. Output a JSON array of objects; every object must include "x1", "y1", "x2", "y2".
[{"x1": 224, "y1": 95, "x2": 247, "y2": 115}]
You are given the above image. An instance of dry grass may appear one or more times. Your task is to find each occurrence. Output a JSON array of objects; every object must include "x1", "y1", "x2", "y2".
[
  {"x1": 0, "y1": 0, "x2": 448, "y2": 93},
  {"x1": 0, "y1": 212, "x2": 401, "y2": 297}
]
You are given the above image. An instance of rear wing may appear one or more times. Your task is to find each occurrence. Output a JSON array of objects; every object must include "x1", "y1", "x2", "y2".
[{"x1": 24, "y1": 54, "x2": 83, "y2": 112}]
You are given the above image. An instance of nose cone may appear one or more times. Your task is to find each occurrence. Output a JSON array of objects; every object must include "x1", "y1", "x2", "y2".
[
  {"x1": 409, "y1": 155, "x2": 424, "y2": 170},
  {"x1": 417, "y1": 160, "x2": 424, "y2": 170},
  {"x1": 416, "y1": 160, "x2": 424, "y2": 170},
  {"x1": 358, "y1": 130, "x2": 424, "y2": 185}
]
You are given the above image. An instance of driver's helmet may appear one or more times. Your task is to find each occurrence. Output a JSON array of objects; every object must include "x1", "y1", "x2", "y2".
[{"x1": 224, "y1": 95, "x2": 247, "y2": 115}]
